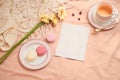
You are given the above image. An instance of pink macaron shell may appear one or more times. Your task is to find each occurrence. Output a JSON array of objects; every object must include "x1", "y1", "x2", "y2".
[
  {"x1": 46, "y1": 32, "x2": 56, "y2": 43},
  {"x1": 36, "y1": 46, "x2": 47, "y2": 56}
]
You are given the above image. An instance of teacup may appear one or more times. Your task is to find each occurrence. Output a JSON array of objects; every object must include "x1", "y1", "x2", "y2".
[{"x1": 94, "y1": 2, "x2": 118, "y2": 25}]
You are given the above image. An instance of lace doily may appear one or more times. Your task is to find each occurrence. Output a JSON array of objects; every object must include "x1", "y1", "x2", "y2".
[{"x1": 11, "y1": 0, "x2": 81, "y2": 33}]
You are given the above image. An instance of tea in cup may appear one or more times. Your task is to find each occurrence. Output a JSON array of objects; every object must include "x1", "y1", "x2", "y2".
[{"x1": 94, "y1": 2, "x2": 118, "y2": 25}]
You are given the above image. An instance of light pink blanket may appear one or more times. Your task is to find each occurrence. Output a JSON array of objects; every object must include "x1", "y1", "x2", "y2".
[{"x1": 0, "y1": 0, "x2": 120, "y2": 80}]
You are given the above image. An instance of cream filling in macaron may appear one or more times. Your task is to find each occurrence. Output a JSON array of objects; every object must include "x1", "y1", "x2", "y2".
[{"x1": 26, "y1": 50, "x2": 37, "y2": 62}]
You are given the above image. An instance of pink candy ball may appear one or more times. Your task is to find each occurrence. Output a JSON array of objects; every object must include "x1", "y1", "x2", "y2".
[
  {"x1": 46, "y1": 32, "x2": 56, "y2": 43},
  {"x1": 36, "y1": 46, "x2": 47, "y2": 56}
]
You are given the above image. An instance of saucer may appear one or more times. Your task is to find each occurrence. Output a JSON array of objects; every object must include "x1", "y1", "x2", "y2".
[
  {"x1": 19, "y1": 40, "x2": 51, "y2": 70},
  {"x1": 88, "y1": 2, "x2": 120, "y2": 30}
]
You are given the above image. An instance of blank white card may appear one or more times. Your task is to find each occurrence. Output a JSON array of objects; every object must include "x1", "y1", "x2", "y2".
[{"x1": 55, "y1": 23, "x2": 90, "y2": 61}]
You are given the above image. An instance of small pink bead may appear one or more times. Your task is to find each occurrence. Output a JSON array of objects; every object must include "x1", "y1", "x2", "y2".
[
  {"x1": 46, "y1": 32, "x2": 56, "y2": 43},
  {"x1": 36, "y1": 46, "x2": 47, "y2": 56}
]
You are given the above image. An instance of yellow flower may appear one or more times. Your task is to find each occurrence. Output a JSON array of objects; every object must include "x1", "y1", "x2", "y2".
[
  {"x1": 57, "y1": 7, "x2": 66, "y2": 20},
  {"x1": 40, "y1": 14, "x2": 50, "y2": 24},
  {"x1": 50, "y1": 14, "x2": 58, "y2": 26}
]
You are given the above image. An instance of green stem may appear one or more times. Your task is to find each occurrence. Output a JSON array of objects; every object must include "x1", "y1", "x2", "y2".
[{"x1": 0, "y1": 22, "x2": 44, "y2": 64}]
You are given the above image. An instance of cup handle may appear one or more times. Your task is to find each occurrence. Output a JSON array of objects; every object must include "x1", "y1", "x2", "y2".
[
  {"x1": 109, "y1": 16, "x2": 119, "y2": 26},
  {"x1": 111, "y1": 12, "x2": 118, "y2": 19}
]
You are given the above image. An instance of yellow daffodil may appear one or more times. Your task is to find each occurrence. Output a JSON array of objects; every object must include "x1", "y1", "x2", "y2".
[
  {"x1": 40, "y1": 14, "x2": 50, "y2": 24},
  {"x1": 57, "y1": 7, "x2": 66, "y2": 20},
  {"x1": 50, "y1": 14, "x2": 58, "y2": 26}
]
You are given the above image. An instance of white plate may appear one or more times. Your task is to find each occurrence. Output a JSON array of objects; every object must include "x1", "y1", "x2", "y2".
[
  {"x1": 19, "y1": 40, "x2": 51, "y2": 70},
  {"x1": 88, "y1": 2, "x2": 120, "y2": 30}
]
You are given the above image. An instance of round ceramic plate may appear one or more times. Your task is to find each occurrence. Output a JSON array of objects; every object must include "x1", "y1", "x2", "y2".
[
  {"x1": 88, "y1": 2, "x2": 120, "y2": 30},
  {"x1": 19, "y1": 40, "x2": 51, "y2": 70}
]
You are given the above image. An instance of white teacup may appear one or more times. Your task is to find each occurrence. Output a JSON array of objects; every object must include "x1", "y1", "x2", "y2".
[{"x1": 94, "y1": 2, "x2": 118, "y2": 25}]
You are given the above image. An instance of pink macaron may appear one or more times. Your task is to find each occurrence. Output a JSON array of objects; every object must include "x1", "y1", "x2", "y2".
[
  {"x1": 36, "y1": 45, "x2": 47, "y2": 56},
  {"x1": 46, "y1": 32, "x2": 56, "y2": 43}
]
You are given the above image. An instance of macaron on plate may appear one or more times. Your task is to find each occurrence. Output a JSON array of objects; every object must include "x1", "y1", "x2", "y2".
[{"x1": 19, "y1": 40, "x2": 51, "y2": 70}]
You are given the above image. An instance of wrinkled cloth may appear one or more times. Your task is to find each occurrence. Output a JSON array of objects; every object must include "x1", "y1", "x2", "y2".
[{"x1": 0, "y1": 0, "x2": 120, "y2": 80}]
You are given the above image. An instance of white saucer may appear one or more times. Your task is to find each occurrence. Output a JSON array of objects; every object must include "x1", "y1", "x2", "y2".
[
  {"x1": 19, "y1": 40, "x2": 51, "y2": 70},
  {"x1": 88, "y1": 2, "x2": 120, "y2": 30}
]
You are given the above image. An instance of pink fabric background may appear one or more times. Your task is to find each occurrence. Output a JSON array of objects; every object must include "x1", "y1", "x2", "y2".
[{"x1": 1, "y1": 0, "x2": 120, "y2": 80}]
